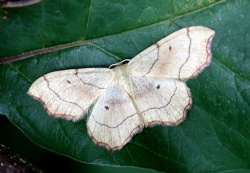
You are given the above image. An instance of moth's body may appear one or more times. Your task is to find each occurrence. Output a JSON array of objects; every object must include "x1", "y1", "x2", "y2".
[
  {"x1": 112, "y1": 62, "x2": 135, "y2": 99},
  {"x1": 28, "y1": 26, "x2": 215, "y2": 151}
]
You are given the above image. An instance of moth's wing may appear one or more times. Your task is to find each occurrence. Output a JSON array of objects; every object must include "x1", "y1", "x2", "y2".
[
  {"x1": 127, "y1": 26, "x2": 215, "y2": 79},
  {"x1": 131, "y1": 76, "x2": 192, "y2": 127},
  {"x1": 87, "y1": 81, "x2": 143, "y2": 151},
  {"x1": 28, "y1": 69, "x2": 114, "y2": 121}
]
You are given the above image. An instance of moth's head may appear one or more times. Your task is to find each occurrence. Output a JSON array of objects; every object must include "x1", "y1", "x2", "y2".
[{"x1": 109, "y1": 59, "x2": 130, "y2": 69}]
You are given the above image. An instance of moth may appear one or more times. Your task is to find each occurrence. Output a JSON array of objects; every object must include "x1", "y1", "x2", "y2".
[{"x1": 28, "y1": 26, "x2": 215, "y2": 151}]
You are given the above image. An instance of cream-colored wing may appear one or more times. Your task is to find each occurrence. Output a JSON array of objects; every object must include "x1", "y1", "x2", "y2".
[
  {"x1": 87, "y1": 81, "x2": 143, "y2": 151},
  {"x1": 28, "y1": 69, "x2": 113, "y2": 121},
  {"x1": 127, "y1": 26, "x2": 215, "y2": 79},
  {"x1": 131, "y1": 76, "x2": 191, "y2": 127}
]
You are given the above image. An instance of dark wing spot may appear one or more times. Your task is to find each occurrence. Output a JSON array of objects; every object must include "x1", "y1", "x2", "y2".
[
  {"x1": 75, "y1": 69, "x2": 78, "y2": 75},
  {"x1": 66, "y1": 80, "x2": 72, "y2": 84},
  {"x1": 169, "y1": 46, "x2": 172, "y2": 51},
  {"x1": 105, "y1": 106, "x2": 109, "y2": 110},
  {"x1": 156, "y1": 84, "x2": 160, "y2": 89}
]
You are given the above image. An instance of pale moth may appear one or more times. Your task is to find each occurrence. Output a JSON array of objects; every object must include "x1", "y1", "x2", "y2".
[{"x1": 28, "y1": 26, "x2": 215, "y2": 151}]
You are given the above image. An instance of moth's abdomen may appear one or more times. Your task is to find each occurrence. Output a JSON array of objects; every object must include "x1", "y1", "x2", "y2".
[{"x1": 112, "y1": 64, "x2": 133, "y2": 96}]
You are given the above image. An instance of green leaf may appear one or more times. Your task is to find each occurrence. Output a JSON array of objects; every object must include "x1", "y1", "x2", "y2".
[{"x1": 0, "y1": 0, "x2": 249, "y2": 172}]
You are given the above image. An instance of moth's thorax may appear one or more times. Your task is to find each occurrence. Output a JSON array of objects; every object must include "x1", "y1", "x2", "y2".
[{"x1": 112, "y1": 64, "x2": 133, "y2": 95}]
